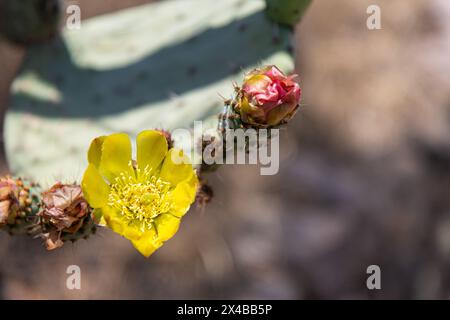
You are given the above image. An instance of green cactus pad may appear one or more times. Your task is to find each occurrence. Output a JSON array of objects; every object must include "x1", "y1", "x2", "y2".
[
  {"x1": 6, "y1": 0, "x2": 294, "y2": 184},
  {"x1": 265, "y1": 0, "x2": 312, "y2": 27}
]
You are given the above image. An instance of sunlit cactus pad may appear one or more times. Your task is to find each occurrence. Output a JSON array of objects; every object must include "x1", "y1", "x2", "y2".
[{"x1": 6, "y1": 0, "x2": 294, "y2": 184}]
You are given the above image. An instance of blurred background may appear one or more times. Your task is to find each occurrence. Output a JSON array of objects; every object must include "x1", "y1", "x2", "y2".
[{"x1": 1, "y1": 0, "x2": 450, "y2": 299}]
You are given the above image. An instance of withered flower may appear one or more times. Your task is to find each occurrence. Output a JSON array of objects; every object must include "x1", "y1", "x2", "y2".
[{"x1": 39, "y1": 183, "x2": 92, "y2": 250}]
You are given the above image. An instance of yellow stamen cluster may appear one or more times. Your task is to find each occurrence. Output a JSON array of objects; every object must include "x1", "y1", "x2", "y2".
[{"x1": 108, "y1": 166, "x2": 172, "y2": 232}]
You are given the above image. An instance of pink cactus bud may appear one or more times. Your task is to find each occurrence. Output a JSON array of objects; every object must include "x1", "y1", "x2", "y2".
[{"x1": 237, "y1": 65, "x2": 301, "y2": 127}]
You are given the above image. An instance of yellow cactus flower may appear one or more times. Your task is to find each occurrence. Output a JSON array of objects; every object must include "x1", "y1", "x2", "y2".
[{"x1": 81, "y1": 130, "x2": 198, "y2": 257}]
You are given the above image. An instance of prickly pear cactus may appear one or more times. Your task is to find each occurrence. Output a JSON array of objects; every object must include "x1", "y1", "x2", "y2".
[
  {"x1": 6, "y1": 0, "x2": 295, "y2": 184},
  {"x1": 265, "y1": 0, "x2": 312, "y2": 26}
]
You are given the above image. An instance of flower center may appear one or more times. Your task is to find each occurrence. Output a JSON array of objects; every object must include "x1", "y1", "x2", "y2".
[{"x1": 108, "y1": 166, "x2": 172, "y2": 231}]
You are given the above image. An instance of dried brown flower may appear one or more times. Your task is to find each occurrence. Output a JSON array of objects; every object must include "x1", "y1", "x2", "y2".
[{"x1": 39, "y1": 183, "x2": 92, "y2": 250}]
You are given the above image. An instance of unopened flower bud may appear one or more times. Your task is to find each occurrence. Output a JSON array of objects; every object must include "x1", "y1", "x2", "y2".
[
  {"x1": 0, "y1": 177, "x2": 32, "y2": 228},
  {"x1": 236, "y1": 65, "x2": 301, "y2": 128}
]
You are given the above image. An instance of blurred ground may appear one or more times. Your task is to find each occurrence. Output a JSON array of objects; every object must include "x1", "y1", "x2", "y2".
[{"x1": 1, "y1": 0, "x2": 450, "y2": 299}]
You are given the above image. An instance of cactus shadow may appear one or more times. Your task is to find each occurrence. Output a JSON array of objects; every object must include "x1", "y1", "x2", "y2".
[{"x1": 10, "y1": 11, "x2": 290, "y2": 118}]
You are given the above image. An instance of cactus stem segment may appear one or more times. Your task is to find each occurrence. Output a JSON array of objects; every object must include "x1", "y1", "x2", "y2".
[{"x1": 0, "y1": 178, "x2": 98, "y2": 250}]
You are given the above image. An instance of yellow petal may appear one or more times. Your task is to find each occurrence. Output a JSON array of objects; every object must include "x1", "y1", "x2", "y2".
[
  {"x1": 171, "y1": 173, "x2": 199, "y2": 217},
  {"x1": 131, "y1": 229, "x2": 162, "y2": 257},
  {"x1": 137, "y1": 130, "x2": 168, "y2": 175},
  {"x1": 99, "y1": 133, "x2": 133, "y2": 182},
  {"x1": 81, "y1": 164, "x2": 110, "y2": 208},
  {"x1": 122, "y1": 224, "x2": 143, "y2": 241},
  {"x1": 102, "y1": 206, "x2": 124, "y2": 235},
  {"x1": 160, "y1": 148, "x2": 194, "y2": 185},
  {"x1": 87, "y1": 136, "x2": 106, "y2": 168},
  {"x1": 102, "y1": 206, "x2": 143, "y2": 241},
  {"x1": 154, "y1": 213, "x2": 181, "y2": 242}
]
